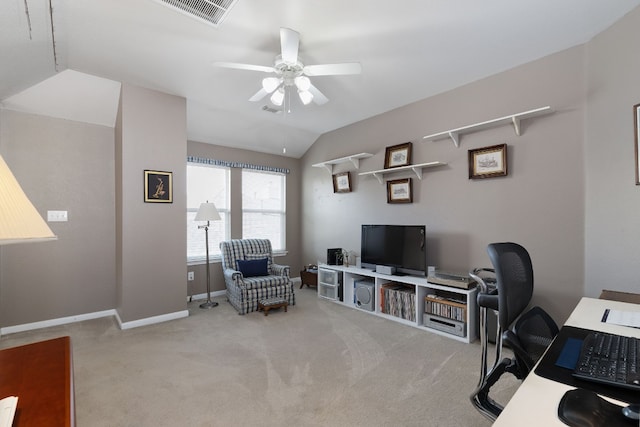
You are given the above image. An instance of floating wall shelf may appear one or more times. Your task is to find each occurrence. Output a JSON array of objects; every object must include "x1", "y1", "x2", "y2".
[
  {"x1": 312, "y1": 152, "x2": 373, "y2": 173},
  {"x1": 422, "y1": 106, "x2": 553, "y2": 148},
  {"x1": 359, "y1": 161, "x2": 447, "y2": 184}
]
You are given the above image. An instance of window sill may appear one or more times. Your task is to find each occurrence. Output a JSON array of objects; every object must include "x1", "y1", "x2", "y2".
[
  {"x1": 187, "y1": 256, "x2": 222, "y2": 267},
  {"x1": 188, "y1": 250, "x2": 288, "y2": 266}
]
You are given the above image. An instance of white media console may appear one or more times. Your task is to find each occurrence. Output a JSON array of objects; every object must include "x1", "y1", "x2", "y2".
[{"x1": 317, "y1": 263, "x2": 478, "y2": 343}]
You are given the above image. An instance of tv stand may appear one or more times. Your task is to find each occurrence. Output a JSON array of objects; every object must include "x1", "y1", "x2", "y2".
[{"x1": 317, "y1": 264, "x2": 477, "y2": 343}]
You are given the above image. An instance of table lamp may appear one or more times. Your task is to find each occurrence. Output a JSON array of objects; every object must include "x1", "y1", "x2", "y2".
[
  {"x1": 194, "y1": 201, "x2": 221, "y2": 309},
  {"x1": 0, "y1": 154, "x2": 57, "y2": 245},
  {"x1": 0, "y1": 153, "x2": 57, "y2": 422}
]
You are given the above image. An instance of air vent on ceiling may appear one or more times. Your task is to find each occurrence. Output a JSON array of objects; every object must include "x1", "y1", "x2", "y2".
[{"x1": 155, "y1": 0, "x2": 239, "y2": 27}]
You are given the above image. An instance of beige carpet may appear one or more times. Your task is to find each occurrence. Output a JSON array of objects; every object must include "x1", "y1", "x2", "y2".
[{"x1": 0, "y1": 286, "x2": 518, "y2": 426}]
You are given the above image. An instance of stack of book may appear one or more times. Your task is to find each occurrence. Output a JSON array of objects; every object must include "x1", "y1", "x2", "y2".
[
  {"x1": 380, "y1": 284, "x2": 416, "y2": 321},
  {"x1": 425, "y1": 293, "x2": 467, "y2": 322}
]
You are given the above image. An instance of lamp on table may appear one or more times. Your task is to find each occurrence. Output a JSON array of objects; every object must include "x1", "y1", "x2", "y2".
[
  {"x1": 194, "y1": 201, "x2": 221, "y2": 309},
  {"x1": 0, "y1": 153, "x2": 57, "y2": 424},
  {"x1": 0, "y1": 153, "x2": 57, "y2": 245}
]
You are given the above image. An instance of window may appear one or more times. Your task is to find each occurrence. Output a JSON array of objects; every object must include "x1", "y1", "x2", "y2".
[
  {"x1": 242, "y1": 170, "x2": 286, "y2": 251},
  {"x1": 187, "y1": 163, "x2": 230, "y2": 263}
]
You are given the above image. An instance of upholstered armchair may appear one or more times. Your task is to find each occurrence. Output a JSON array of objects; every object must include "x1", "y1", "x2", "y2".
[{"x1": 219, "y1": 239, "x2": 295, "y2": 315}]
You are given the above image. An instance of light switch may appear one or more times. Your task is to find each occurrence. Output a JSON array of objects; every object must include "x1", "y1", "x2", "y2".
[{"x1": 47, "y1": 210, "x2": 68, "y2": 222}]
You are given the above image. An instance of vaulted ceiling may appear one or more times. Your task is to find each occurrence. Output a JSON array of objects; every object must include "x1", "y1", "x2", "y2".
[{"x1": 1, "y1": 0, "x2": 639, "y2": 158}]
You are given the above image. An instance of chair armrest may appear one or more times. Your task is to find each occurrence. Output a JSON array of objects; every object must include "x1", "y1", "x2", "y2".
[
  {"x1": 223, "y1": 268, "x2": 243, "y2": 283},
  {"x1": 471, "y1": 267, "x2": 498, "y2": 310},
  {"x1": 470, "y1": 268, "x2": 496, "y2": 294},
  {"x1": 271, "y1": 263, "x2": 290, "y2": 278}
]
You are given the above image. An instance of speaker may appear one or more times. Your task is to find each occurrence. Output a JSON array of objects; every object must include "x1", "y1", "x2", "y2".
[
  {"x1": 375, "y1": 265, "x2": 396, "y2": 275},
  {"x1": 354, "y1": 280, "x2": 375, "y2": 311}
]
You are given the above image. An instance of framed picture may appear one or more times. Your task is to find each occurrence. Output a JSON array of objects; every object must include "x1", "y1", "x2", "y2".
[
  {"x1": 144, "y1": 170, "x2": 173, "y2": 203},
  {"x1": 384, "y1": 142, "x2": 413, "y2": 169},
  {"x1": 468, "y1": 144, "x2": 508, "y2": 179},
  {"x1": 387, "y1": 178, "x2": 412, "y2": 203},
  {"x1": 333, "y1": 172, "x2": 351, "y2": 193},
  {"x1": 634, "y1": 103, "x2": 640, "y2": 185}
]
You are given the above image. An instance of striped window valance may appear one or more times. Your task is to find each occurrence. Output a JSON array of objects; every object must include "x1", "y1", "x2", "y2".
[{"x1": 187, "y1": 156, "x2": 290, "y2": 174}]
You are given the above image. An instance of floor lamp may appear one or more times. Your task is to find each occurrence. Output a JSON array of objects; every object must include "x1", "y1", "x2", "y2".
[{"x1": 194, "y1": 201, "x2": 221, "y2": 309}]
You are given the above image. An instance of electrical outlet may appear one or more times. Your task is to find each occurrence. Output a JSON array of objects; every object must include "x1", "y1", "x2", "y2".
[{"x1": 188, "y1": 271, "x2": 194, "y2": 281}]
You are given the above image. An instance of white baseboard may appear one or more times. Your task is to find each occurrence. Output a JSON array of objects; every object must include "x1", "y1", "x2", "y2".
[
  {"x1": 1, "y1": 309, "x2": 117, "y2": 335},
  {"x1": 188, "y1": 289, "x2": 226, "y2": 302},
  {"x1": 1, "y1": 285, "x2": 299, "y2": 336},
  {"x1": 115, "y1": 309, "x2": 189, "y2": 330},
  {"x1": 1, "y1": 306, "x2": 191, "y2": 336}
]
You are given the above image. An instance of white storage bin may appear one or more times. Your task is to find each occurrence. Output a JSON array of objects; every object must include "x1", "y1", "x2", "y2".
[
  {"x1": 318, "y1": 283, "x2": 339, "y2": 300},
  {"x1": 318, "y1": 268, "x2": 340, "y2": 286}
]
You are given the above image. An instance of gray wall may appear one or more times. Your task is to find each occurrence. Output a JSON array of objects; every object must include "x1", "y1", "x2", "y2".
[
  {"x1": 2, "y1": 8, "x2": 639, "y2": 329},
  {"x1": 301, "y1": 7, "x2": 640, "y2": 324},
  {"x1": 115, "y1": 84, "x2": 187, "y2": 323},
  {"x1": 0, "y1": 93, "x2": 303, "y2": 328},
  {"x1": 302, "y1": 45, "x2": 587, "y2": 324},
  {"x1": 186, "y1": 141, "x2": 302, "y2": 296},
  {"x1": 584, "y1": 8, "x2": 640, "y2": 297},
  {"x1": 0, "y1": 110, "x2": 116, "y2": 326}
]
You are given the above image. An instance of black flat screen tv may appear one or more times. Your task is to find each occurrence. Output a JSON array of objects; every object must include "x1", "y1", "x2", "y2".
[{"x1": 360, "y1": 224, "x2": 426, "y2": 276}]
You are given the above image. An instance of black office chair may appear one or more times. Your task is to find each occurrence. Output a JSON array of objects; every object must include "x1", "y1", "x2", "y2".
[{"x1": 469, "y1": 242, "x2": 559, "y2": 421}]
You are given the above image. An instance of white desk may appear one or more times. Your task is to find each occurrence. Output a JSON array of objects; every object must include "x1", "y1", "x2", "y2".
[{"x1": 494, "y1": 297, "x2": 640, "y2": 427}]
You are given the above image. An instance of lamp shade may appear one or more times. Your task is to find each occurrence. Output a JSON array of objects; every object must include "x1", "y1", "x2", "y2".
[
  {"x1": 194, "y1": 202, "x2": 221, "y2": 222},
  {"x1": 294, "y1": 76, "x2": 311, "y2": 91},
  {"x1": 262, "y1": 77, "x2": 280, "y2": 93},
  {"x1": 0, "y1": 154, "x2": 57, "y2": 245},
  {"x1": 270, "y1": 88, "x2": 285, "y2": 106},
  {"x1": 298, "y1": 90, "x2": 313, "y2": 105}
]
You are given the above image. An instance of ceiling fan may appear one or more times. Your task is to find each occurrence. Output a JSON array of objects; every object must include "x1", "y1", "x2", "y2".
[{"x1": 214, "y1": 27, "x2": 362, "y2": 107}]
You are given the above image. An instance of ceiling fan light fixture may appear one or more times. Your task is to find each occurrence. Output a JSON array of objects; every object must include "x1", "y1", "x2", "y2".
[
  {"x1": 298, "y1": 90, "x2": 313, "y2": 105},
  {"x1": 217, "y1": 27, "x2": 361, "y2": 108},
  {"x1": 294, "y1": 75, "x2": 311, "y2": 91},
  {"x1": 271, "y1": 88, "x2": 285, "y2": 106},
  {"x1": 262, "y1": 77, "x2": 280, "y2": 93}
]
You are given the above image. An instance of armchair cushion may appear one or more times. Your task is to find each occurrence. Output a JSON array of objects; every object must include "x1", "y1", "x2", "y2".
[
  {"x1": 243, "y1": 252, "x2": 273, "y2": 273},
  {"x1": 237, "y1": 258, "x2": 269, "y2": 277}
]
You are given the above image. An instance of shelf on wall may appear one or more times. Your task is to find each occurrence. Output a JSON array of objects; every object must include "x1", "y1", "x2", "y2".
[
  {"x1": 422, "y1": 106, "x2": 553, "y2": 148},
  {"x1": 312, "y1": 152, "x2": 373, "y2": 173},
  {"x1": 358, "y1": 161, "x2": 447, "y2": 184}
]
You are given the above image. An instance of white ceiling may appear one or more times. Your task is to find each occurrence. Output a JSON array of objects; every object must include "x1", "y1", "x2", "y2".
[{"x1": 1, "y1": 0, "x2": 639, "y2": 158}]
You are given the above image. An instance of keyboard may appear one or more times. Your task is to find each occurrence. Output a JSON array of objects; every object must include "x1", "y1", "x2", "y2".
[{"x1": 573, "y1": 331, "x2": 640, "y2": 391}]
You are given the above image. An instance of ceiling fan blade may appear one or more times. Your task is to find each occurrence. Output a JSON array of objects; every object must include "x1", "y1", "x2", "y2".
[
  {"x1": 248, "y1": 88, "x2": 269, "y2": 102},
  {"x1": 280, "y1": 27, "x2": 300, "y2": 65},
  {"x1": 214, "y1": 62, "x2": 274, "y2": 73},
  {"x1": 303, "y1": 63, "x2": 362, "y2": 76},
  {"x1": 308, "y1": 83, "x2": 329, "y2": 105}
]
